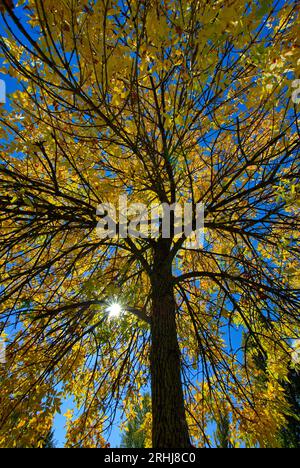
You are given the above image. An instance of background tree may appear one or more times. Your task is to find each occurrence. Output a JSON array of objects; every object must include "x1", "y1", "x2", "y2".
[
  {"x1": 244, "y1": 332, "x2": 300, "y2": 448},
  {"x1": 120, "y1": 393, "x2": 151, "y2": 448},
  {"x1": 42, "y1": 430, "x2": 56, "y2": 449},
  {"x1": 279, "y1": 367, "x2": 300, "y2": 448},
  {"x1": 0, "y1": 338, "x2": 60, "y2": 448},
  {"x1": 0, "y1": 0, "x2": 299, "y2": 448},
  {"x1": 214, "y1": 410, "x2": 232, "y2": 449}
]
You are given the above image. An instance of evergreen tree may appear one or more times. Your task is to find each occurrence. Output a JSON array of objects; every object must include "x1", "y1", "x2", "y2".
[
  {"x1": 121, "y1": 395, "x2": 151, "y2": 448},
  {"x1": 279, "y1": 368, "x2": 300, "y2": 448}
]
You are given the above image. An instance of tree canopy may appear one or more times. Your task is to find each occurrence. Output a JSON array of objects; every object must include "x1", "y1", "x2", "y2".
[{"x1": 0, "y1": 0, "x2": 299, "y2": 448}]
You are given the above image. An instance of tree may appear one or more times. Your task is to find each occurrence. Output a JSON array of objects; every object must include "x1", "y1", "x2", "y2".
[
  {"x1": 0, "y1": 0, "x2": 299, "y2": 448},
  {"x1": 120, "y1": 393, "x2": 151, "y2": 448},
  {"x1": 244, "y1": 332, "x2": 300, "y2": 448},
  {"x1": 0, "y1": 0, "x2": 13, "y2": 14},
  {"x1": 214, "y1": 411, "x2": 232, "y2": 449},
  {"x1": 42, "y1": 430, "x2": 56, "y2": 449},
  {"x1": 279, "y1": 367, "x2": 300, "y2": 448},
  {"x1": 0, "y1": 341, "x2": 59, "y2": 448}
]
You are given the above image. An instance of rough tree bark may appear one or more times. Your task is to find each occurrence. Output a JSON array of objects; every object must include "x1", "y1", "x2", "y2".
[{"x1": 150, "y1": 240, "x2": 191, "y2": 448}]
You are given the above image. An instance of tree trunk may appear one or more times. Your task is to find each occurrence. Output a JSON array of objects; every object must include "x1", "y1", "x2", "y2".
[{"x1": 150, "y1": 242, "x2": 191, "y2": 448}]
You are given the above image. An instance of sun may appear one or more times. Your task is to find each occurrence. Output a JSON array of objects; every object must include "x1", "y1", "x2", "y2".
[{"x1": 106, "y1": 302, "x2": 122, "y2": 319}]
